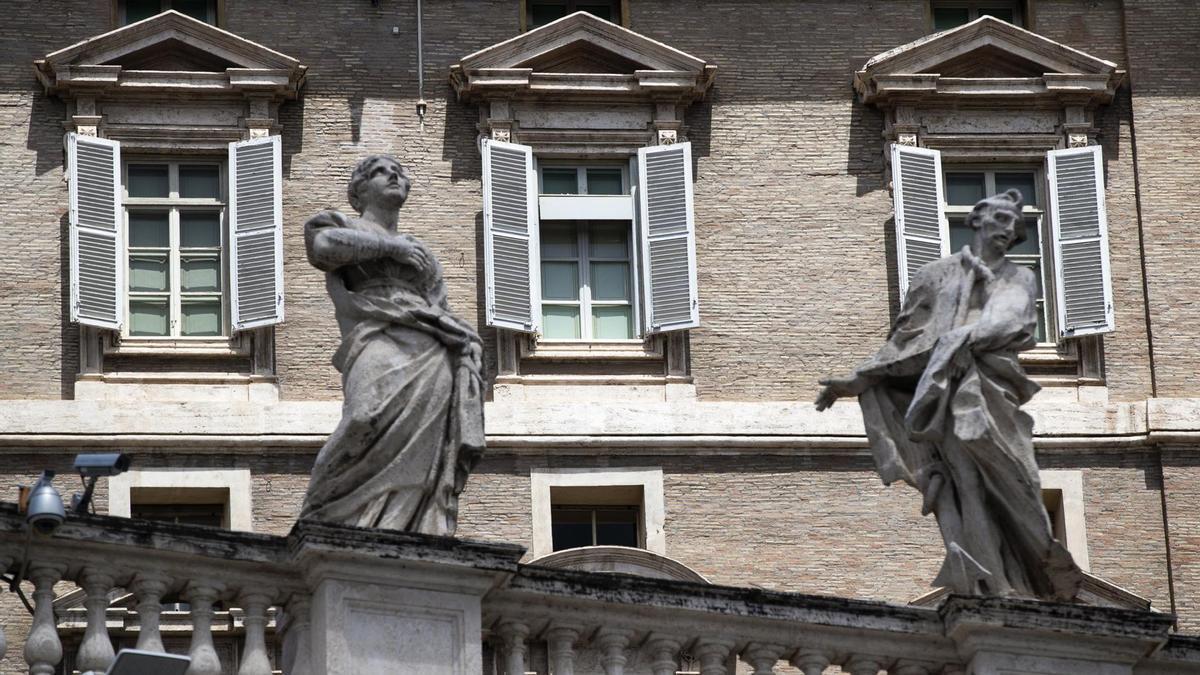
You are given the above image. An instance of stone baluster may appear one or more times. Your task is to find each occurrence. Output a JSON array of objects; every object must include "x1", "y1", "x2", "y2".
[
  {"x1": 894, "y1": 661, "x2": 937, "y2": 675},
  {"x1": 132, "y1": 572, "x2": 170, "y2": 653},
  {"x1": 495, "y1": 619, "x2": 529, "y2": 675},
  {"x1": 185, "y1": 582, "x2": 225, "y2": 675},
  {"x1": 844, "y1": 655, "x2": 887, "y2": 675},
  {"x1": 646, "y1": 635, "x2": 683, "y2": 675},
  {"x1": 743, "y1": 643, "x2": 786, "y2": 675},
  {"x1": 694, "y1": 638, "x2": 735, "y2": 675},
  {"x1": 238, "y1": 591, "x2": 274, "y2": 675},
  {"x1": 77, "y1": 567, "x2": 117, "y2": 673},
  {"x1": 790, "y1": 649, "x2": 832, "y2": 675},
  {"x1": 24, "y1": 563, "x2": 65, "y2": 675},
  {"x1": 280, "y1": 594, "x2": 313, "y2": 675},
  {"x1": 545, "y1": 623, "x2": 581, "y2": 675},
  {"x1": 595, "y1": 627, "x2": 634, "y2": 675}
]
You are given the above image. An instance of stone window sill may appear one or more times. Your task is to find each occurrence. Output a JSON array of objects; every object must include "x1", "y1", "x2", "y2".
[
  {"x1": 520, "y1": 338, "x2": 664, "y2": 361},
  {"x1": 103, "y1": 333, "x2": 251, "y2": 358}
]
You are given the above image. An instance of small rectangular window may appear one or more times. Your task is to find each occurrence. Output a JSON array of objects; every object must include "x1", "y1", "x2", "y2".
[
  {"x1": 130, "y1": 486, "x2": 230, "y2": 528},
  {"x1": 929, "y1": 0, "x2": 1023, "y2": 31},
  {"x1": 526, "y1": 0, "x2": 621, "y2": 30},
  {"x1": 550, "y1": 505, "x2": 640, "y2": 551},
  {"x1": 117, "y1": 0, "x2": 217, "y2": 26}
]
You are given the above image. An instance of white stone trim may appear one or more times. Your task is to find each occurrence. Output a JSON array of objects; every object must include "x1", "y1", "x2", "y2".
[
  {"x1": 1039, "y1": 469, "x2": 1089, "y2": 572},
  {"x1": 530, "y1": 467, "x2": 665, "y2": 559},
  {"x1": 108, "y1": 468, "x2": 253, "y2": 532}
]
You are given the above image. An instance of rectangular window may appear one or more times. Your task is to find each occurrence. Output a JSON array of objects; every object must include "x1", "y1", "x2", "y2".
[
  {"x1": 930, "y1": 0, "x2": 1023, "y2": 31},
  {"x1": 548, "y1": 483, "x2": 645, "y2": 552},
  {"x1": 129, "y1": 486, "x2": 230, "y2": 528},
  {"x1": 943, "y1": 167, "x2": 1051, "y2": 342},
  {"x1": 118, "y1": 0, "x2": 218, "y2": 25},
  {"x1": 526, "y1": 0, "x2": 620, "y2": 29},
  {"x1": 124, "y1": 160, "x2": 226, "y2": 338}
]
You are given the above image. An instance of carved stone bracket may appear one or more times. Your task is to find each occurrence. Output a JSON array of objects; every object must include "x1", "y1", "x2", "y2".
[
  {"x1": 897, "y1": 133, "x2": 918, "y2": 147},
  {"x1": 657, "y1": 129, "x2": 678, "y2": 145},
  {"x1": 1068, "y1": 134, "x2": 1090, "y2": 148}
]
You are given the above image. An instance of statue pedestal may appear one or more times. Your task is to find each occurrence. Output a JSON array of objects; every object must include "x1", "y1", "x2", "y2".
[
  {"x1": 288, "y1": 522, "x2": 523, "y2": 675},
  {"x1": 941, "y1": 596, "x2": 1175, "y2": 675}
]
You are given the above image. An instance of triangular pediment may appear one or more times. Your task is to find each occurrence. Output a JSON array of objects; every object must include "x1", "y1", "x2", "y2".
[
  {"x1": 35, "y1": 11, "x2": 305, "y2": 98},
  {"x1": 451, "y1": 11, "x2": 715, "y2": 104},
  {"x1": 855, "y1": 16, "x2": 1121, "y2": 105}
]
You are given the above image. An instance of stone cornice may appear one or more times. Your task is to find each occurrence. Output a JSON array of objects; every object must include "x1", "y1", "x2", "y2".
[
  {"x1": 450, "y1": 11, "x2": 714, "y2": 105},
  {"x1": 854, "y1": 16, "x2": 1122, "y2": 108},
  {"x1": 34, "y1": 10, "x2": 305, "y2": 100}
]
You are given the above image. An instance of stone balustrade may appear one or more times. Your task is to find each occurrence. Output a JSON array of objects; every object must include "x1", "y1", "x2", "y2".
[{"x1": 0, "y1": 503, "x2": 1196, "y2": 675}]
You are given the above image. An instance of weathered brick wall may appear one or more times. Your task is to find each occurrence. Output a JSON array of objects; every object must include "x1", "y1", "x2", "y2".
[{"x1": 1163, "y1": 450, "x2": 1200, "y2": 631}]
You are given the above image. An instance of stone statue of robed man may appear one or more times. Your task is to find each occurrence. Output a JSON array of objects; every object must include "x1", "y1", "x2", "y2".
[
  {"x1": 816, "y1": 189, "x2": 1082, "y2": 601},
  {"x1": 300, "y1": 155, "x2": 485, "y2": 536}
]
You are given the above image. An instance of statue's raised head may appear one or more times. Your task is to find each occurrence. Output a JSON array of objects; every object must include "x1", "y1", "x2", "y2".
[
  {"x1": 347, "y1": 154, "x2": 412, "y2": 214},
  {"x1": 966, "y1": 188, "x2": 1026, "y2": 250}
]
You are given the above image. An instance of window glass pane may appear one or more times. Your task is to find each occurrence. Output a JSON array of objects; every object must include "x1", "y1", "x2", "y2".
[
  {"x1": 182, "y1": 300, "x2": 221, "y2": 336},
  {"x1": 181, "y1": 212, "x2": 221, "y2": 248},
  {"x1": 994, "y1": 172, "x2": 1038, "y2": 207},
  {"x1": 179, "y1": 165, "x2": 220, "y2": 199},
  {"x1": 172, "y1": 0, "x2": 213, "y2": 22},
  {"x1": 129, "y1": 255, "x2": 169, "y2": 292},
  {"x1": 946, "y1": 173, "x2": 986, "y2": 206},
  {"x1": 531, "y1": 3, "x2": 568, "y2": 28},
  {"x1": 542, "y1": 305, "x2": 581, "y2": 339},
  {"x1": 127, "y1": 164, "x2": 169, "y2": 198},
  {"x1": 578, "y1": 4, "x2": 614, "y2": 21},
  {"x1": 123, "y1": 0, "x2": 161, "y2": 24},
  {"x1": 592, "y1": 306, "x2": 633, "y2": 339},
  {"x1": 949, "y1": 219, "x2": 972, "y2": 253},
  {"x1": 129, "y1": 300, "x2": 169, "y2": 336},
  {"x1": 590, "y1": 262, "x2": 630, "y2": 301},
  {"x1": 980, "y1": 8, "x2": 1015, "y2": 23},
  {"x1": 542, "y1": 262, "x2": 580, "y2": 300},
  {"x1": 932, "y1": 7, "x2": 970, "y2": 30},
  {"x1": 540, "y1": 223, "x2": 578, "y2": 258},
  {"x1": 128, "y1": 212, "x2": 170, "y2": 248},
  {"x1": 589, "y1": 223, "x2": 628, "y2": 258},
  {"x1": 551, "y1": 508, "x2": 593, "y2": 551},
  {"x1": 585, "y1": 169, "x2": 624, "y2": 195},
  {"x1": 595, "y1": 508, "x2": 639, "y2": 547},
  {"x1": 541, "y1": 168, "x2": 579, "y2": 194},
  {"x1": 181, "y1": 256, "x2": 220, "y2": 292},
  {"x1": 131, "y1": 503, "x2": 224, "y2": 527}
]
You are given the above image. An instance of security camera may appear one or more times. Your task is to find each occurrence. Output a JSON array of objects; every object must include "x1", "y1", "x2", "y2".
[
  {"x1": 73, "y1": 453, "x2": 131, "y2": 479},
  {"x1": 25, "y1": 471, "x2": 65, "y2": 535}
]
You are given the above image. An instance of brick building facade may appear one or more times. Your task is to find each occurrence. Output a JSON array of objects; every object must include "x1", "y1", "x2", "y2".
[{"x1": 0, "y1": 0, "x2": 1197, "y2": 671}]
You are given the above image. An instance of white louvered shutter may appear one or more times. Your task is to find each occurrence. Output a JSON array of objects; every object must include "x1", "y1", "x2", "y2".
[
  {"x1": 68, "y1": 133, "x2": 123, "y2": 330},
  {"x1": 482, "y1": 138, "x2": 539, "y2": 333},
  {"x1": 637, "y1": 142, "x2": 699, "y2": 333},
  {"x1": 229, "y1": 135, "x2": 284, "y2": 330},
  {"x1": 891, "y1": 144, "x2": 949, "y2": 300},
  {"x1": 1047, "y1": 146, "x2": 1114, "y2": 337}
]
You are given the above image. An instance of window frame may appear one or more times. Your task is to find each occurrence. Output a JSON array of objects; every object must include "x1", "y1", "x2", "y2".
[
  {"x1": 536, "y1": 160, "x2": 642, "y2": 342},
  {"x1": 550, "y1": 503, "x2": 643, "y2": 551},
  {"x1": 530, "y1": 467, "x2": 665, "y2": 559},
  {"x1": 121, "y1": 157, "x2": 229, "y2": 341},
  {"x1": 115, "y1": 0, "x2": 220, "y2": 26},
  {"x1": 108, "y1": 468, "x2": 253, "y2": 532},
  {"x1": 521, "y1": 0, "x2": 627, "y2": 31},
  {"x1": 928, "y1": 0, "x2": 1026, "y2": 31},
  {"x1": 942, "y1": 164, "x2": 1056, "y2": 345}
]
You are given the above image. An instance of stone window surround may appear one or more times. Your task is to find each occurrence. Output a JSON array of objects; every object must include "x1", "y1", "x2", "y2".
[
  {"x1": 530, "y1": 467, "x2": 666, "y2": 559},
  {"x1": 108, "y1": 467, "x2": 253, "y2": 532},
  {"x1": 1040, "y1": 469, "x2": 1089, "y2": 572}
]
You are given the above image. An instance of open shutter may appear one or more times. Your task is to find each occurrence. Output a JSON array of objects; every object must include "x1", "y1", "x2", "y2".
[
  {"x1": 891, "y1": 144, "x2": 949, "y2": 300},
  {"x1": 482, "y1": 138, "x2": 539, "y2": 333},
  {"x1": 637, "y1": 142, "x2": 699, "y2": 333},
  {"x1": 229, "y1": 135, "x2": 284, "y2": 330},
  {"x1": 1047, "y1": 145, "x2": 1114, "y2": 337},
  {"x1": 68, "y1": 133, "x2": 123, "y2": 330}
]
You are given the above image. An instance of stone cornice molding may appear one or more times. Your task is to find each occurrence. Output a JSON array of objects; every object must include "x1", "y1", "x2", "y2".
[
  {"x1": 450, "y1": 11, "x2": 715, "y2": 105},
  {"x1": 854, "y1": 16, "x2": 1122, "y2": 108},
  {"x1": 34, "y1": 10, "x2": 306, "y2": 99}
]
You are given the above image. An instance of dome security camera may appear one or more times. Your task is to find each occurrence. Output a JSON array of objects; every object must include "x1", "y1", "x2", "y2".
[{"x1": 25, "y1": 471, "x2": 65, "y2": 536}]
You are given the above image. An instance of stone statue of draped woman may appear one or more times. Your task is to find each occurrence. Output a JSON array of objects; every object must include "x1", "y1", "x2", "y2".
[
  {"x1": 816, "y1": 189, "x2": 1082, "y2": 601},
  {"x1": 300, "y1": 155, "x2": 484, "y2": 536}
]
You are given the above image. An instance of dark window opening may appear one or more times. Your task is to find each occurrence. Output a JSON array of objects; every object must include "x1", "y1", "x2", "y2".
[
  {"x1": 528, "y1": 0, "x2": 619, "y2": 29},
  {"x1": 551, "y1": 505, "x2": 640, "y2": 551},
  {"x1": 130, "y1": 502, "x2": 225, "y2": 528},
  {"x1": 119, "y1": 0, "x2": 217, "y2": 26},
  {"x1": 930, "y1": 1, "x2": 1023, "y2": 31}
]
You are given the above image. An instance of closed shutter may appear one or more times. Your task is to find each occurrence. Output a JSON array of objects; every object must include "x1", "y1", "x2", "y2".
[
  {"x1": 891, "y1": 143, "x2": 949, "y2": 300},
  {"x1": 482, "y1": 138, "x2": 539, "y2": 333},
  {"x1": 68, "y1": 133, "x2": 123, "y2": 330},
  {"x1": 229, "y1": 135, "x2": 284, "y2": 330},
  {"x1": 1047, "y1": 146, "x2": 1114, "y2": 337},
  {"x1": 637, "y1": 142, "x2": 699, "y2": 333}
]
